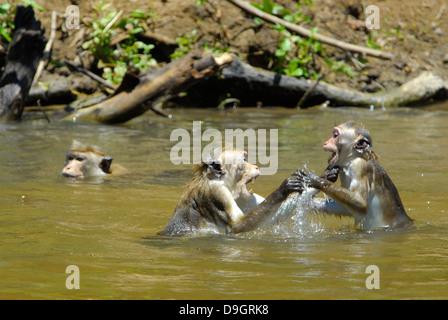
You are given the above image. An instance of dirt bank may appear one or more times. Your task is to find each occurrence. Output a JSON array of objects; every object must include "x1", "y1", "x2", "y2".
[{"x1": 4, "y1": 0, "x2": 448, "y2": 105}]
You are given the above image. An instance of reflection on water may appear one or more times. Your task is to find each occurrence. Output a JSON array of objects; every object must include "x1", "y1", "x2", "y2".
[{"x1": 0, "y1": 105, "x2": 448, "y2": 299}]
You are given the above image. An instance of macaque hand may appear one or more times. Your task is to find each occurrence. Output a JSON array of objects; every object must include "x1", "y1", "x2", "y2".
[
  {"x1": 323, "y1": 166, "x2": 340, "y2": 183},
  {"x1": 291, "y1": 169, "x2": 322, "y2": 189},
  {"x1": 279, "y1": 175, "x2": 305, "y2": 196}
]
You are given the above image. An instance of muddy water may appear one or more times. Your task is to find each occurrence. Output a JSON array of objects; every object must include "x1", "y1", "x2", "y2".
[{"x1": 0, "y1": 104, "x2": 447, "y2": 299}]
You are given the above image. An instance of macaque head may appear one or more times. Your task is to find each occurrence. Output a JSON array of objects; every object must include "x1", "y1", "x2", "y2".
[
  {"x1": 324, "y1": 121, "x2": 376, "y2": 167},
  {"x1": 62, "y1": 140, "x2": 113, "y2": 179},
  {"x1": 201, "y1": 149, "x2": 260, "y2": 201}
]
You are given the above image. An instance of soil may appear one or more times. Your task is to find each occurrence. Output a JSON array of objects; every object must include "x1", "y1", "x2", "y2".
[{"x1": 4, "y1": 0, "x2": 448, "y2": 102}]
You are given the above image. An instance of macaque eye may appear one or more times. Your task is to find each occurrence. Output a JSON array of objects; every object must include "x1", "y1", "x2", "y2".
[
  {"x1": 76, "y1": 156, "x2": 86, "y2": 162},
  {"x1": 332, "y1": 130, "x2": 339, "y2": 138}
]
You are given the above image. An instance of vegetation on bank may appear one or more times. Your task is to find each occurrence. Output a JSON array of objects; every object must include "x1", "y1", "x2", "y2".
[
  {"x1": 0, "y1": 0, "x2": 362, "y2": 88},
  {"x1": 0, "y1": 1, "x2": 44, "y2": 42},
  {"x1": 1, "y1": 0, "x2": 447, "y2": 123}
]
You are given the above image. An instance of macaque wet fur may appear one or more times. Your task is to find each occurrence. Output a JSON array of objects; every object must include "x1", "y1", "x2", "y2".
[
  {"x1": 295, "y1": 121, "x2": 413, "y2": 230},
  {"x1": 159, "y1": 149, "x2": 302, "y2": 236}
]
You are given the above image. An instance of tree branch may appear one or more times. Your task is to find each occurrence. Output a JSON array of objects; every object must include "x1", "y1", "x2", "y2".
[{"x1": 227, "y1": 0, "x2": 394, "y2": 60}]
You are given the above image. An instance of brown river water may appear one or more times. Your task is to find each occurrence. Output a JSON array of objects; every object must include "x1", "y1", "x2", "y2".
[{"x1": 0, "y1": 104, "x2": 447, "y2": 299}]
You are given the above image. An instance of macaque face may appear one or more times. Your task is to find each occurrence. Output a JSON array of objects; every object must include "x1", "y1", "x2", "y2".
[
  {"x1": 208, "y1": 150, "x2": 260, "y2": 201},
  {"x1": 62, "y1": 140, "x2": 115, "y2": 179},
  {"x1": 62, "y1": 151, "x2": 109, "y2": 179},
  {"x1": 226, "y1": 150, "x2": 260, "y2": 201},
  {"x1": 324, "y1": 122, "x2": 372, "y2": 168},
  {"x1": 62, "y1": 152, "x2": 87, "y2": 178}
]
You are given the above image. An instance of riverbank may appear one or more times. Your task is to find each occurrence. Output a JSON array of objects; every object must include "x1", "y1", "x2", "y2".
[{"x1": 2, "y1": 0, "x2": 448, "y2": 110}]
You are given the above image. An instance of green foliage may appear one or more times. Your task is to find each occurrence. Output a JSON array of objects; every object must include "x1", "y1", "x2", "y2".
[
  {"x1": 170, "y1": 29, "x2": 230, "y2": 60},
  {"x1": 82, "y1": 1, "x2": 156, "y2": 85},
  {"x1": 0, "y1": 1, "x2": 45, "y2": 43},
  {"x1": 195, "y1": 0, "x2": 208, "y2": 5},
  {"x1": 365, "y1": 31, "x2": 380, "y2": 50},
  {"x1": 170, "y1": 29, "x2": 198, "y2": 60},
  {"x1": 273, "y1": 26, "x2": 322, "y2": 78},
  {"x1": 328, "y1": 59, "x2": 355, "y2": 78},
  {"x1": 20, "y1": 0, "x2": 44, "y2": 12},
  {"x1": 0, "y1": 3, "x2": 14, "y2": 43},
  {"x1": 203, "y1": 41, "x2": 230, "y2": 55},
  {"x1": 253, "y1": 0, "x2": 354, "y2": 79},
  {"x1": 252, "y1": 0, "x2": 313, "y2": 24}
]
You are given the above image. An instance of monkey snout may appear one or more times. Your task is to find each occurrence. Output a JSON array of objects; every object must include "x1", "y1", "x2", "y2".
[
  {"x1": 62, "y1": 169, "x2": 82, "y2": 179},
  {"x1": 62, "y1": 172, "x2": 76, "y2": 178}
]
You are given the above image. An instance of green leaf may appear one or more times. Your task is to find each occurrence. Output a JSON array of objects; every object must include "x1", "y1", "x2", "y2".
[
  {"x1": 0, "y1": 27, "x2": 12, "y2": 42},
  {"x1": 278, "y1": 38, "x2": 291, "y2": 52},
  {"x1": 129, "y1": 27, "x2": 143, "y2": 34},
  {"x1": 262, "y1": 0, "x2": 274, "y2": 13},
  {"x1": 130, "y1": 9, "x2": 149, "y2": 19},
  {"x1": 253, "y1": 17, "x2": 263, "y2": 25},
  {"x1": 0, "y1": 3, "x2": 11, "y2": 15},
  {"x1": 272, "y1": 5, "x2": 285, "y2": 15}
]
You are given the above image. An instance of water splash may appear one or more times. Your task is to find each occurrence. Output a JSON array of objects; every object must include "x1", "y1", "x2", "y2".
[{"x1": 269, "y1": 188, "x2": 325, "y2": 238}]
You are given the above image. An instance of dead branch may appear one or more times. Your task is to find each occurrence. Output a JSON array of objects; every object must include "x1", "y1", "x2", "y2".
[
  {"x1": 62, "y1": 52, "x2": 234, "y2": 123},
  {"x1": 296, "y1": 72, "x2": 325, "y2": 108},
  {"x1": 64, "y1": 61, "x2": 118, "y2": 91},
  {"x1": 31, "y1": 10, "x2": 57, "y2": 88}
]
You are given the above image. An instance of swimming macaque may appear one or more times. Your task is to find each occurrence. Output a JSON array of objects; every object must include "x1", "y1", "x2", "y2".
[
  {"x1": 294, "y1": 121, "x2": 413, "y2": 230},
  {"x1": 158, "y1": 149, "x2": 303, "y2": 236},
  {"x1": 62, "y1": 140, "x2": 127, "y2": 179}
]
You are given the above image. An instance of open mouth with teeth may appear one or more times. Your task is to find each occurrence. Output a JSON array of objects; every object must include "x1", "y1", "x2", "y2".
[
  {"x1": 324, "y1": 145, "x2": 338, "y2": 166},
  {"x1": 328, "y1": 151, "x2": 337, "y2": 164},
  {"x1": 245, "y1": 174, "x2": 259, "y2": 195}
]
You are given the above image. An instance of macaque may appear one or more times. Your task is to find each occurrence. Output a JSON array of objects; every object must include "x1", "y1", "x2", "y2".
[
  {"x1": 158, "y1": 149, "x2": 303, "y2": 236},
  {"x1": 295, "y1": 121, "x2": 413, "y2": 230},
  {"x1": 62, "y1": 140, "x2": 127, "y2": 179}
]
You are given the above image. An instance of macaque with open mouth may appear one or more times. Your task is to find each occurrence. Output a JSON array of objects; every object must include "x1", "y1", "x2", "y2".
[
  {"x1": 158, "y1": 149, "x2": 302, "y2": 236},
  {"x1": 294, "y1": 121, "x2": 413, "y2": 230}
]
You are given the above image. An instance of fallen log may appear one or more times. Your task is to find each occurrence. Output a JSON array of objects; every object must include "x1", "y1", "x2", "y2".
[
  {"x1": 0, "y1": 6, "x2": 46, "y2": 120},
  {"x1": 177, "y1": 56, "x2": 448, "y2": 108},
  {"x1": 62, "y1": 52, "x2": 234, "y2": 123}
]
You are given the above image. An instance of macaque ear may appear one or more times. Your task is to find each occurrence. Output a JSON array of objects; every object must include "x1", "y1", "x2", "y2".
[
  {"x1": 206, "y1": 160, "x2": 226, "y2": 178},
  {"x1": 99, "y1": 156, "x2": 113, "y2": 174},
  {"x1": 354, "y1": 138, "x2": 371, "y2": 152}
]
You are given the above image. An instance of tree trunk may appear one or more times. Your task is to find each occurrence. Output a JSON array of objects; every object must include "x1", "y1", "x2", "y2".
[
  {"x1": 181, "y1": 57, "x2": 448, "y2": 109},
  {"x1": 0, "y1": 6, "x2": 46, "y2": 120}
]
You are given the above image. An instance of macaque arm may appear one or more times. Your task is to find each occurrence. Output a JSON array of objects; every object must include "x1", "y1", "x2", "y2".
[
  {"x1": 227, "y1": 188, "x2": 284, "y2": 233},
  {"x1": 228, "y1": 177, "x2": 299, "y2": 234},
  {"x1": 311, "y1": 197, "x2": 352, "y2": 216},
  {"x1": 210, "y1": 183, "x2": 246, "y2": 224},
  {"x1": 294, "y1": 169, "x2": 367, "y2": 217},
  {"x1": 312, "y1": 177, "x2": 368, "y2": 217}
]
